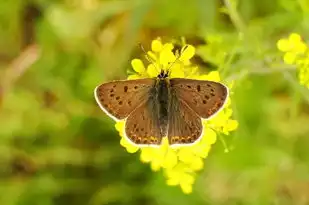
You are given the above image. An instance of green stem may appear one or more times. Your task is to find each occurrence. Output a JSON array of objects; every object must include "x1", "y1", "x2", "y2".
[
  {"x1": 223, "y1": 0, "x2": 246, "y2": 32},
  {"x1": 218, "y1": 133, "x2": 230, "y2": 153},
  {"x1": 283, "y1": 71, "x2": 309, "y2": 104}
]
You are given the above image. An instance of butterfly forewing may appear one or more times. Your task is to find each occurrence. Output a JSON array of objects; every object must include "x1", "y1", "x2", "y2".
[
  {"x1": 95, "y1": 79, "x2": 155, "y2": 120},
  {"x1": 170, "y1": 78, "x2": 228, "y2": 119},
  {"x1": 125, "y1": 97, "x2": 163, "y2": 146},
  {"x1": 167, "y1": 90, "x2": 203, "y2": 146}
]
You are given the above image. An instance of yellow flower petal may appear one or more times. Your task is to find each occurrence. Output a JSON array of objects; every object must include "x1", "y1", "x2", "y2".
[
  {"x1": 185, "y1": 66, "x2": 199, "y2": 78},
  {"x1": 120, "y1": 138, "x2": 139, "y2": 153},
  {"x1": 166, "y1": 177, "x2": 179, "y2": 186},
  {"x1": 152, "y1": 39, "x2": 163, "y2": 52},
  {"x1": 283, "y1": 52, "x2": 296, "y2": 65},
  {"x1": 147, "y1": 64, "x2": 159, "y2": 77},
  {"x1": 126, "y1": 145, "x2": 140, "y2": 153},
  {"x1": 289, "y1": 33, "x2": 302, "y2": 42},
  {"x1": 224, "y1": 108, "x2": 233, "y2": 118},
  {"x1": 296, "y1": 42, "x2": 307, "y2": 54},
  {"x1": 178, "y1": 148, "x2": 196, "y2": 164},
  {"x1": 131, "y1": 59, "x2": 145, "y2": 73},
  {"x1": 140, "y1": 148, "x2": 154, "y2": 163},
  {"x1": 115, "y1": 122, "x2": 124, "y2": 133},
  {"x1": 151, "y1": 160, "x2": 162, "y2": 171},
  {"x1": 162, "y1": 150, "x2": 178, "y2": 169},
  {"x1": 182, "y1": 173, "x2": 195, "y2": 184},
  {"x1": 277, "y1": 39, "x2": 291, "y2": 52},
  {"x1": 170, "y1": 64, "x2": 185, "y2": 78},
  {"x1": 206, "y1": 71, "x2": 221, "y2": 82},
  {"x1": 180, "y1": 45, "x2": 195, "y2": 61},
  {"x1": 226, "y1": 119, "x2": 239, "y2": 131},
  {"x1": 162, "y1": 43, "x2": 174, "y2": 51},
  {"x1": 197, "y1": 71, "x2": 221, "y2": 82},
  {"x1": 147, "y1": 51, "x2": 157, "y2": 63},
  {"x1": 180, "y1": 183, "x2": 193, "y2": 194},
  {"x1": 202, "y1": 128, "x2": 217, "y2": 145},
  {"x1": 165, "y1": 168, "x2": 182, "y2": 185},
  {"x1": 192, "y1": 144, "x2": 211, "y2": 158},
  {"x1": 160, "y1": 50, "x2": 176, "y2": 67},
  {"x1": 179, "y1": 173, "x2": 195, "y2": 194},
  {"x1": 225, "y1": 98, "x2": 232, "y2": 107},
  {"x1": 127, "y1": 74, "x2": 141, "y2": 80},
  {"x1": 189, "y1": 157, "x2": 204, "y2": 171}
]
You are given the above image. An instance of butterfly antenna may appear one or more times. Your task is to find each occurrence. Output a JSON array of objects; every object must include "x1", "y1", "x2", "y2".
[
  {"x1": 139, "y1": 43, "x2": 160, "y2": 73},
  {"x1": 167, "y1": 45, "x2": 189, "y2": 76}
]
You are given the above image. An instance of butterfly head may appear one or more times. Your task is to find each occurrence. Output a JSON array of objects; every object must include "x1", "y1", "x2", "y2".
[{"x1": 157, "y1": 70, "x2": 169, "y2": 79}]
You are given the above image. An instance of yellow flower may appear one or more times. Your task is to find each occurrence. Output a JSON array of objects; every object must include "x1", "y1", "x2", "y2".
[
  {"x1": 277, "y1": 33, "x2": 309, "y2": 89},
  {"x1": 277, "y1": 33, "x2": 307, "y2": 53},
  {"x1": 115, "y1": 38, "x2": 238, "y2": 194}
]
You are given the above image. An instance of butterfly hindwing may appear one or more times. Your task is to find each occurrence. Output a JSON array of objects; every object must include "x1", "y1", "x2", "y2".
[
  {"x1": 124, "y1": 96, "x2": 163, "y2": 146},
  {"x1": 167, "y1": 90, "x2": 203, "y2": 146},
  {"x1": 169, "y1": 78, "x2": 228, "y2": 119},
  {"x1": 95, "y1": 79, "x2": 155, "y2": 120}
]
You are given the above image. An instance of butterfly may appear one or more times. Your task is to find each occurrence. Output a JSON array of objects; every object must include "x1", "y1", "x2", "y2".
[{"x1": 94, "y1": 68, "x2": 229, "y2": 147}]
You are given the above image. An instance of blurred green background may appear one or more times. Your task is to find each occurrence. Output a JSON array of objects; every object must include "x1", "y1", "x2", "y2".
[{"x1": 1, "y1": 0, "x2": 309, "y2": 204}]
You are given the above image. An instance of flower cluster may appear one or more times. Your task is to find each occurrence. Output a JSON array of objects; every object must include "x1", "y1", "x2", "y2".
[
  {"x1": 277, "y1": 33, "x2": 309, "y2": 88},
  {"x1": 115, "y1": 38, "x2": 238, "y2": 194}
]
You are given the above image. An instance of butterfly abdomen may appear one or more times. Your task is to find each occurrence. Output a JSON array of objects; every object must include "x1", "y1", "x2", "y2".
[{"x1": 157, "y1": 79, "x2": 169, "y2": 136}]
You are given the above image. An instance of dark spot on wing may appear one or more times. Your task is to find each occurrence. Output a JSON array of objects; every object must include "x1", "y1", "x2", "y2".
[
  {"x1": 124, "y1": 86, "x2": 128, "y2": 92},
  {"x1": 197, "y1": 85, "x2": 201, "y2": 92}
]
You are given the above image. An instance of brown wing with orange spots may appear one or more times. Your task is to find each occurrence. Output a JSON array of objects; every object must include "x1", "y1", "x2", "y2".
[
  {"x1": 94, "y1": 79, "x2": 155, "y2": 120},
  {"x1": 124, "y1": 97, "x2": 163, "y2": 146},
  {"x1": 167, "y1": 90, "x2": 203, "y2": 146},
  {"x1": 169, "y1": 78, "x2": 228, "y2": 119}
]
